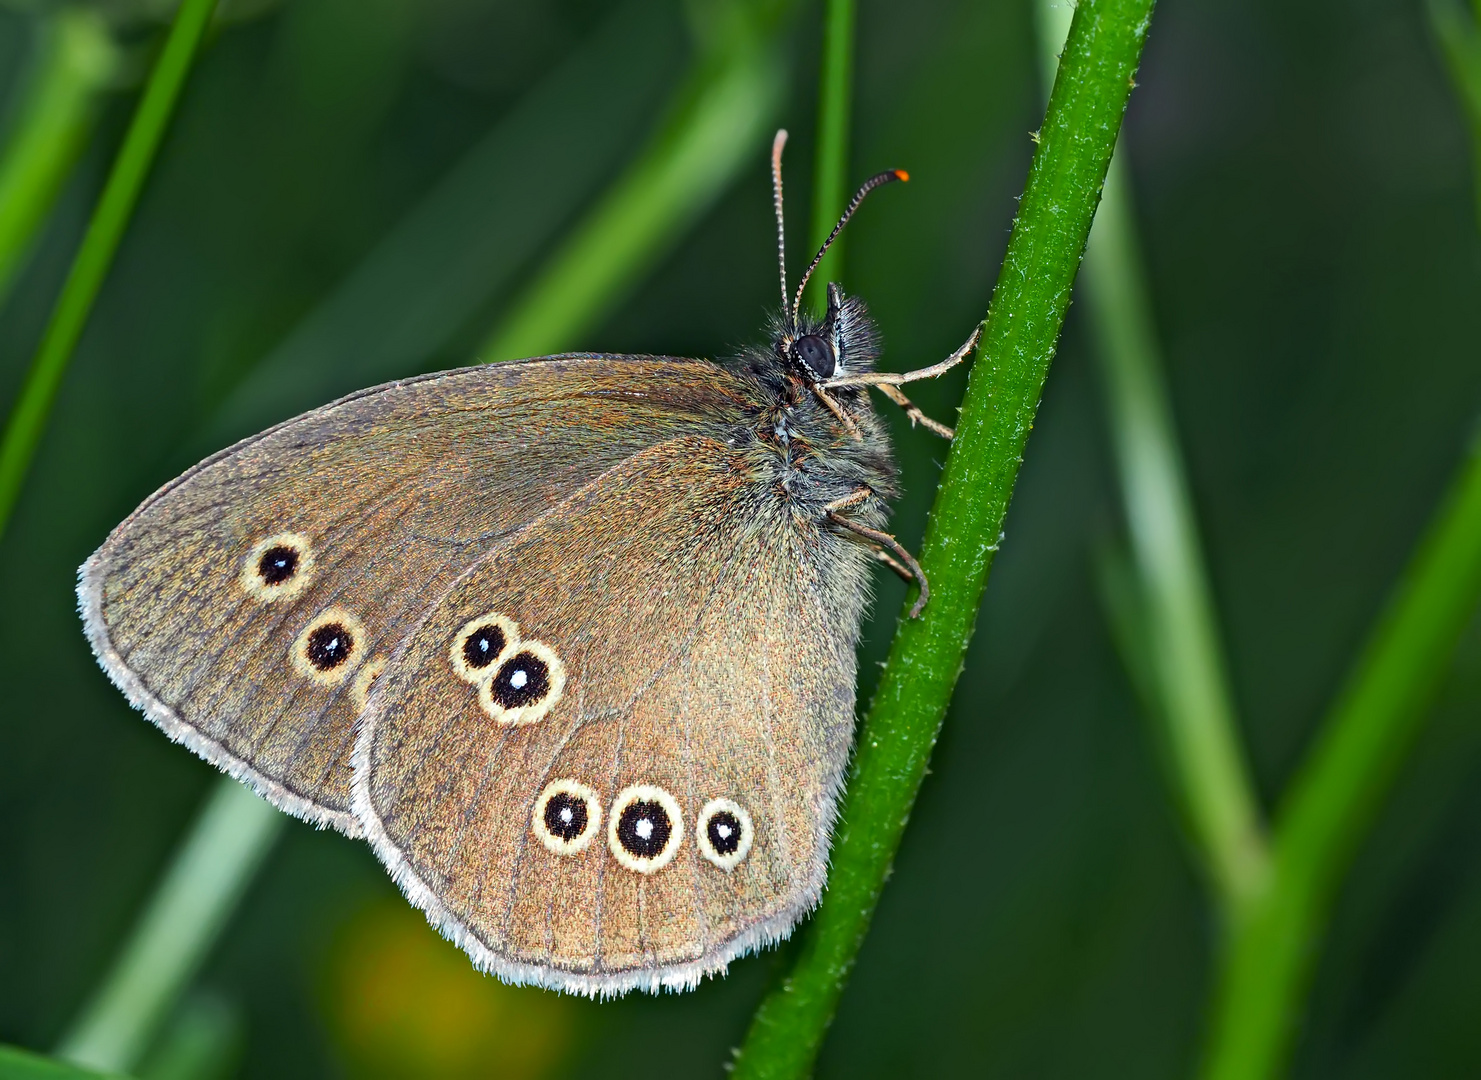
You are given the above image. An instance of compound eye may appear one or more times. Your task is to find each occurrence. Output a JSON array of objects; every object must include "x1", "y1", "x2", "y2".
[{"x1": 791, "y1": 334, "x2": 836, "y2": 379}]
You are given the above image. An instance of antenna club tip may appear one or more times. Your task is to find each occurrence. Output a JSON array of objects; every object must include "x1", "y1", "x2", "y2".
[{"x1": 894, "y1": 169, "x2": 910, "y2": 182}]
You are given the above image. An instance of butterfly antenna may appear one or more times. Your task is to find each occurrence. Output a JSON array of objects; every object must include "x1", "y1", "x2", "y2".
[
  {"x1": 771, "y1": 129, "x2": 790, "y2": 322},
  {"x1": 792, "y1": 168, "x2": 909, "y2": 322}
]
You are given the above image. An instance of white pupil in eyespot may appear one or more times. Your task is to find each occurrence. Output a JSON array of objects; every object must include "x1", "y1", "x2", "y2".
[
  {"x1": 510, "y1": 668, "x2": 528, "y2": 689},
  {"x1": 559, "y1": 806, "x2": 573, "y2": 823},
  {"x1": 635, "y1": 818, "x2": 653, "y2": 841},
  {"x1": 716, "y1": 822, "x2": 732, "y2": 839}
]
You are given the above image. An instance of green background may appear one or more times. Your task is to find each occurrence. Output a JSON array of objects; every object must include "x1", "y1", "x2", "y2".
[{"x1": 2, "y1": 0, "x2": 1479, "y2": 1076}]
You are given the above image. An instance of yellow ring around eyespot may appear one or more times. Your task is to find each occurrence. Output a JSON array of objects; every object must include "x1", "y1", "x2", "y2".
[
  {"x1": 477, "y1": 638, "x2": 566, "y2": 726},
  {"x1": 290, "y1": 607, "x2": 367, "y2": 687},
  {"x1": 448, "y1": 612, "x2": 520, "y2": 685},
  {"x1": 239, "y1": 531, "x2": 315, "y2": 603},
  {"x1": 350, "y1": 655, "x2": 387, "y2": 712},
  {"x1": 607, "y1": 784, "x2": 683, "y2": 874},
  {"x1": 531, "y1": 778, "x2": 602, "y2": 857},
  {"x1": 696, "y1": 797, "x2": 754, "y2": 871}
]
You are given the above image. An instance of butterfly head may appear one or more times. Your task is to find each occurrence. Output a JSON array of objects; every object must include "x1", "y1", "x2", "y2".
[{"x1": 774, "y1": 281, "x2": 880, "y2": 386}]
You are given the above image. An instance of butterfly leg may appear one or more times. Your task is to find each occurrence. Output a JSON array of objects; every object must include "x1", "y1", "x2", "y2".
[
  {"x1": 871, "y1": 545, "x2": 916, "y2": 583},
  {"x1": 821, "y1": 323, "x2": 983, "y2": 391},
  {"x1": 874, "y1": 382, "x2": 955, "y2": 440},
  {"x1": 811, "y1": 384, "x2": 863, "y2": 440},
  {"x1": 825, "y1": 489, "x2": 929, "y2": 618}
]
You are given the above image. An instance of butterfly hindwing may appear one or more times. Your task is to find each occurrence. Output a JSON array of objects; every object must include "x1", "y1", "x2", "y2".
[
  {"x1": 79, "y1": 356, "x2": 748, "y2": 834},
  {"x1": 354, "y1": 435, "x2": 866, "y2": 994}
]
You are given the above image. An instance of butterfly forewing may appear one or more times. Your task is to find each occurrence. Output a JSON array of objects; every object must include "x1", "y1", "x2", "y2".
[
  {"x1": 79, "y1": 356, "x2": 746, "y2": 834},
  {"x1": 354, "y1": 436, "x2": 860, "y2": 995}
]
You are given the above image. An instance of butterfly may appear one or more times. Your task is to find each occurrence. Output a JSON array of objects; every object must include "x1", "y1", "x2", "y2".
[{"x1": 79, "y1": 130, "x2": 979, "y2": 996}]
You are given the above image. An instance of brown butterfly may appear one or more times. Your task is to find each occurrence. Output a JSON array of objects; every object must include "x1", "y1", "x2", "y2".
[{"x1": 79, "y1": 130, "x2": 978, "y2": 996}]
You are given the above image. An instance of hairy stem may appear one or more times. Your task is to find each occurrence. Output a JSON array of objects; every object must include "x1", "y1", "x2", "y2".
[{"x1": 731, "y1": 0, "x2": 1157, "y2": 1074}]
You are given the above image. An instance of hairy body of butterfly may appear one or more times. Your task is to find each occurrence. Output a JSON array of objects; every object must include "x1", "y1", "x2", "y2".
[{"x1": 79, "y1": 130, "x2": 976, "y2": 996}]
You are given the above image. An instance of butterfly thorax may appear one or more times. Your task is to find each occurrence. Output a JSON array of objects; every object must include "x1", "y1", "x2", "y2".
[{"x1": 728, "y1": 288, "x2": 898, "y2": 528}]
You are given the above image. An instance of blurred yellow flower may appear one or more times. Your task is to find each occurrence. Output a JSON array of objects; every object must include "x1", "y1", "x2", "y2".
[{"x1": 323, "y1": 899, "x2": 576, "y2": 1080}]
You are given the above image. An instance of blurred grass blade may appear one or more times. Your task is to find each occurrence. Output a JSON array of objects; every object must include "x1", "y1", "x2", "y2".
[
  {"x1": 805, "y1": 0, "x2": 855, "y2": 313},
  {"x1": 730, "y1": 0, "x2": 1156, "y2": 1074},
  {"x1": 1035, "y1": 0, "x2": 1269, "y2": 910},
  {"x1": 1202, "y1": 436, "x2": 1481, "y2": 1079},
  {"x1": 0, "y1": 8, "x2": 118, "y2": 311},
  {"x1": 1093, "y1": 541, "x2": 1164, "y2": 736},
  {"x1": 0, "y1": 0, "x2": 218, "y2": 538},
  {"x1": 0, "y1": 1044, "x2": 128, "y2": 1080},
  {"x1": 480, "y1": 0, "x2": 792, "y2": 361},
  {"x1": 55, "y1": 781, "x2": 281, "y2": 1074},
  {"x1": 1427, "y1": 0, "x2": 1481, "y2": 227},
  {"x1": 208, "y1": 0, "x2": 687, "y2": 443}
]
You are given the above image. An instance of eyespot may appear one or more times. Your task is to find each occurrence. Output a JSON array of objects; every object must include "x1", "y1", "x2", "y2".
[
  {"x1": 607, "y1": 785, "x2": 682, "y2": 874},
  {"x1": 696, "y1": 798, "x2": 754, "y2": 871},
  {"x1": 291, "y1": 607, "x2": 366, "y2": 686},
  {"x1": 532, "y1": 779, "x2": 602, "y2": 856},
  {"x1": 449, "y1": 613, "x2": 518, "y2": 684},
  {"x1": 350, "y1": 655, "x2": 386, "y2": 711},
  {"x1": 239, "y1": 532, "x2": 315, "y2": 602},
  {"x1": 477, "y1": 640, "x2": 565, "y2": 725},
  {"x1": 489, "y1": 651, "x2": 549, "y2": 706},
  {"x1": 790, "y1": 334, "x2": 836, "y2": 380}
]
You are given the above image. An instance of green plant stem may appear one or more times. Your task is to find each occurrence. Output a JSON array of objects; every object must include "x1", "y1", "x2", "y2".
[
  {"x1": 0, "y1": 0, "x2": 217, "y2": 539},
  {"x1": 0, "y1": 8, "x2": 117, "y2": 310},
  {"x1": 56, "y1": 780, "x2": 281, "y2": 1074},
  {"x1": 805, "y1": 0, "x2": 854, "y2": 313},
  {"x1": 480, "y1": 1, "x2": 789, "y2": 361},
  {"x1": 1201, "y1": 438, "x2": 1481, "y2": 1078},
  {"x1": 1034, "y1": 0, "x2": 1269, "y2": 911},
  {"x1": 730, "y1": 1, "x2": 1156, "y2": 1074}
]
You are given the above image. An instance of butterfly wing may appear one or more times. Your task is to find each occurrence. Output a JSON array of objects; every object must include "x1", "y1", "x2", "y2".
[
  {"x1": 354, "y1": 433, "x2": 871, "y2": 995},
  {"x1": 79, "y1": 356, "x2": 749, "y2": 834}
]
